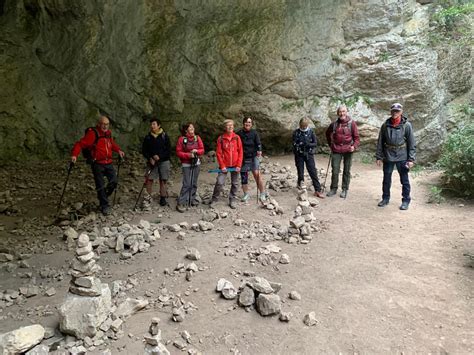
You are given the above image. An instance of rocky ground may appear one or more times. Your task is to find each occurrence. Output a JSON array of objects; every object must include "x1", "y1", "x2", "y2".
[{"x1": 0, "y1": 154, "x2": 473, "y2": 354}]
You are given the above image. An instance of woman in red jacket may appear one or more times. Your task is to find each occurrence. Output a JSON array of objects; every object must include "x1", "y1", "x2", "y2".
[
  {"x1": 175, "y1": 123, "x2": 205, "y2": 212},
  {"x1": 325, "y1": 105, "x2": 360, "y2": 198},
  {"x1": 210, "y1": 119, "x2": 243, "y2": 209}
]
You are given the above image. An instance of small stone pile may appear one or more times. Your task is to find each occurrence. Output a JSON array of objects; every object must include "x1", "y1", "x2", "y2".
[
  {"x1": 216, "y1": 276, "x2": 286, "y2": 318},
  {"x1": 267, "y1": 165, "x2": 295, "y2": 192},
  {"x1": 144, "y1": 317, "x2": 170, "y2": 355},
  {"x1": 141, "y1": 192, "x2": 152, "y2": 212},
  {"x1": 59, "y1": 234, "x2": 112, "y2": 339},
  {"x1": 261, "y1": 197, "x2": 284, "y2": 215},
  {"x1": 285, "y1": 188, "x2": 319, "y2": 244}
]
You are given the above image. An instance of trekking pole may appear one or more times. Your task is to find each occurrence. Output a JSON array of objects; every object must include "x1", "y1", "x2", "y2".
[
  {"x1": 133, "y1": 167, "x2": 153, "y2": 211},
  {"x1": 188, "y1": 156, "x2": 197, "y2": 208},
  {"x1": 57, "y1": 162, "x2": 74, "y2": 214},
  {"x1": 113, "y1": 157, "x2": 124, "y2": 206},
  {"x1": 322, "y1": 152, "x2": 332, "y2": 193}
]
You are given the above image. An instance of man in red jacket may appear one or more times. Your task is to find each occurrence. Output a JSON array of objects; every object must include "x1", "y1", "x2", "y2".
[
  {"x1": 210, "y1": 119, "x2": 243, "y2": 209},
  {"x1": 71, "y1": 114, "x2": 125, "y2": 215},
  {"x1": 325, "y1": 105, "x2": 360, "y2": 198}
]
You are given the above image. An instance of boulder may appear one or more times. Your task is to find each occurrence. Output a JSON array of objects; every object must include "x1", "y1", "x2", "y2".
[
  {"x1": 256, "y1": 294, "x2": 281, "y2": 316},
  {"x1": 0, "y1": 325, "x2": 45, "y2": 354}
]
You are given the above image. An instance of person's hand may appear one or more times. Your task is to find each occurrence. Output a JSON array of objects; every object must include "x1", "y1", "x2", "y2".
[
  {"x1": 350, "y1": 146, "x2": 355, "y2": 152},
  {"x1": 407, "y1": 161, "x2": 414, "y2": 169},
  {"x1": 221, "y1": 167, "x2": 227, "y2": 173},
  {"x1": 119, "y1": 150, "x2": 125, "y2": 159},
  {"x1": 191, "y1": 149, "x2": 198, "y2": 155},
  {"x1": 71, "y1": 156, "x2": 77, "y2": 164},
  {"x1": 188, "y1": 152, "x2": 194, "y2": 158},
  {"x1": 149, "y1": 158, "x2": 155, "y2": 166},
  {"x1": 153, "y1": 155, "x2": 160, "y2": 161},
  {"x1": 376, "y1": 160, "x2": 382, "y2": 167},
  {"x1": 236, "y1": 167, "x2": 241, "y2": 172}
]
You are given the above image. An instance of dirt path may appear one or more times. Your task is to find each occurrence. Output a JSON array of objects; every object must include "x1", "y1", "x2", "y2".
[{"x1": 0, "y1": 154, "x2": 473, "y2": 354}]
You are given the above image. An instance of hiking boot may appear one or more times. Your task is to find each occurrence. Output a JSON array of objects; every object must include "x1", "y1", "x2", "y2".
[
  {"x1": 191, "y1": 200, "x2": 199, "y2": 207},
  {"x1": 314, "y1": 191, "x2": 325, "y2": 199},
  {"x1": 159, "y1": 196, "x2": 167, "y2": 206},
  {"x1": 241, "y1": 193, "x2": 250, "y2": 202},
  {"x1": 229, "y1": 199, "x2": 237, "y2": 209},
  {"x1": 340, "y1": 189, "x2": 348, "y2": 199},
  {"x1": 259, "y1": 192, "x2": 268, "y2": 202},
  {"x1": 297, "y1": 181, "x2": 306, "y2": 190},
  {"x1": 326, "y1": 189, "x2": 337, "y2": 197},
  {"x1": 176, "y1": 204, "x2": 186, "y2": 213},
  {"x1": 399, "y1": 201, "x2": 410, "y2": 210},
  {"x1": 377, "y1": 199, "x2": 389, "y2": 207},
  {"x1": 102, "y1": 206, "x2": 112, "y2": 216},
  {"x1": 209, "y1": 198, "x2": 218, "y2": 208}
]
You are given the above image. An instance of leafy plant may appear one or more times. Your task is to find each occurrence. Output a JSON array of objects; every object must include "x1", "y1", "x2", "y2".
[
  {"x1": 378, "y1": 51, "x2": 390, "y2": 62},
  {"x1": 428, "y1": 186, "x2": 446, "y2": 204},
  {"x1": 410, "y1": 164, "x2": 423, "y2": 178},
  {"x1": 359, "y1": 153, "x2": 373, "y2": 165},
  {"x1": 430, "y1": 1, "x2": 474, "y2": 45},
  {"x1": 437, "y1": 122, "x2": 474, "y2": 198},
  {"x1": 280, "y1": 99, "x2": 305, "y2": 111},
  {"x1": 331, "y1": 53, "x2": 342, "y2": 65}
]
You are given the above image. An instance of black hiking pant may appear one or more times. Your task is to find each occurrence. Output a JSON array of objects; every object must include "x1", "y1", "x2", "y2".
[
  {"x1": 382, "y1": 161, "x2": 411, "y2": 203},
  {"x1": 91, "y1": 163, "x2": 117, "y2": 210},
  {"x1": 295, "y1": 153, "x2": 322, "y2": 192}
]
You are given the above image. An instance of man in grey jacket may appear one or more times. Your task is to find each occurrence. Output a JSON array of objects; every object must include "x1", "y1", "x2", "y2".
[{"x1": 375, "y1": 103, "x2": 416, "y2": 210}]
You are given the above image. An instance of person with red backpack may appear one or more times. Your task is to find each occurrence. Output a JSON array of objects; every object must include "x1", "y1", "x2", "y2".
[
  {"x1": 325, "y1": 105, "x2": 360, "y2": 198},
  {"x1": 175, "y1": 123, "x2": 205, "y2": 212},
  {"x1": 71, "y1": 114, "x2": 125, "y2": 215},
  {"x1": 209, "y1": 119, "x2": 243, "y2": 209}
]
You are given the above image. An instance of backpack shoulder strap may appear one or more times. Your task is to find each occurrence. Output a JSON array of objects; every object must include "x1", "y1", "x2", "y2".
[{"x1": 86, "y1": 127, "x2": 100, "y2": 145}]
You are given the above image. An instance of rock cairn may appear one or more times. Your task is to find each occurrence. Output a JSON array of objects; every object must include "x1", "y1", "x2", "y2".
[
  {"x1": 69, "y1": 234, "x2": 102, "y2": 296},
  {"x1": 285, "y1": 188, "x2": 318, "y2": 244},
  {"x1": 144, "y1": 317, "x2": 170, "y2": 355},
  {"x1": 59, "y1": 234, "x2": 112, "y2": 339}
]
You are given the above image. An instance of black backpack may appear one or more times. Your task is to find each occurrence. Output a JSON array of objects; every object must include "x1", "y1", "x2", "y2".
[{"x1": 81, "y1": 127, "x2": 110, "y2": 164}]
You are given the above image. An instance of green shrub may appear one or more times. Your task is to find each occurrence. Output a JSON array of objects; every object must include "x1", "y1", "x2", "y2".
[
  {"x1": 437, "y1": 122, "x2": 474, "y2": 198},
  {"x1": 430, "y1": 1, "x2": 474, "y2": 45},
  {"x1": 428, "y1": 186, "x2": 445, "y2": 204}
]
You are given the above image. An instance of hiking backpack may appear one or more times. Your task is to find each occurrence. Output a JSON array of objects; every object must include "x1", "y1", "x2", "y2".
[
  {"x1": 81, "y1": 127, "x2": 111, "y2": 164},
  {"x1": 331, "y1": 119, "x2": 354, "y2": 144}
]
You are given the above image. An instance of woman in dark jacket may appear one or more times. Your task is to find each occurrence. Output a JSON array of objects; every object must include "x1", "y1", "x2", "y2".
[
  {"x1": 293, "y1": 117, "x2": 325, "y2": 198},
  {"x1": 325, "y1": 105, "x2": 360, "y2": 199},
  {"x1": 237, "y1": 116, "x2": 268, "y2": 202}
]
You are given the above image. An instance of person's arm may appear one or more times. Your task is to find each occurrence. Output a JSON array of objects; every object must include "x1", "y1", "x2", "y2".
[
  {"x1": 162, "y1": 133, "x2": 171, "y2": 160},
  {"x1": 110, "y1": 137, "x2": 124, "y2": 158},
  {"x1": 196, "y1": 136, "x2": 205, "y2": 156},
  {"x1": 216, "y1": 136, "x2": 225, "y2": 170},
  {"x1": 406, "y1": 122, "x2": 416, "y2": 162},
  {"x1": 176, "y1": 137, "x2": 188, "y2": 160},
  {"x1": 307, "y1": 130, "x2": 317, "y2": 148},
  {"x1": 255, "y1": 131, "x2": 262, "y2": 155},
  {"x1": 351, "y1": 121, "x2": 360, "y2": 151},
  {"x1": 236, "y1": 136, "x2": 243, "y2": 170},
  {"x1": 375, "y1": 123, "x2": 385, "y2": 164},
  {"x1": 71, "y1": 129, "x2": 96, "y2": 162},
  {"x1": 325, "y1": 124, "x2": 333, "y2": 147}
]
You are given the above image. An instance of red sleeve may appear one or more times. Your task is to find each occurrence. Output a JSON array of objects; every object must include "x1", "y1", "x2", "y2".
[
  {"x1": 236, "y1": 135, "x2": 243, "y2": 168},
  {"x1": 216, "y1": 136, "x2": 225, "y2": 169},
  {"x1": 71, "y1": 129, "x2": 96, "y2": 158},
  {"x1": 325, "y1": 124, "x2": 333, "y2": 146},
  {"x1": 196, "y1": 136, "x2": 205, "y2": 156},
  {"x1": 110, "y1": 136, "x2": 121, "y2": 153},
  {"x1": 176, "y1": 137, "x2": 188, "y2": 160},
  {"x1": 352, "y1": 121, "x2": 360, "y2": 150}
]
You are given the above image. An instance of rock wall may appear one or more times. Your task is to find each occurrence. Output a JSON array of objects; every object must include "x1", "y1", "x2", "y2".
[{"x1": 0, "y1": 0, "x2": 472, "y2": 162}]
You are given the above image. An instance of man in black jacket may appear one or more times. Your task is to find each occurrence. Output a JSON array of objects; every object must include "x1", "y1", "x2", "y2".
[
  {"x1": 375, "y1": 103, "x2": 416, "y2": 210},
  {"x1": 142, "y1": 118, "x2": 171, "y2": 206}
]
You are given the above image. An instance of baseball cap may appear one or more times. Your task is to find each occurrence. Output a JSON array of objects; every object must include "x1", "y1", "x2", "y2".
[{"x1": 390, "y1": 103, "x2": 403, "y2": 111}]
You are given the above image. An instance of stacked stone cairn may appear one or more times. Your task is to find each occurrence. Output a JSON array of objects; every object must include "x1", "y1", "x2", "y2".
[
  {"x1": 59, "y1": 234, "x2": 112, "y2": 339},
  {"x1": 285, "y1": 188, "x2": 317, "y2": 244},
  {"x1": 144, "y1": 317, "x2": 170, "y2": 355}
]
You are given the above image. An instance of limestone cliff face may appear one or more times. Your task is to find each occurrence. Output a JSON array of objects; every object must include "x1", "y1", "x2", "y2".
[{"x1": 0, "y1": 0, "x2": 472, "y2": 161}]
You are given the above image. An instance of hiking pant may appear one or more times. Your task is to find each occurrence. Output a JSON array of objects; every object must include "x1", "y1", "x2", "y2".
[
  {"x1": 212, "y1": 170, "x2": 239, "y2": 201},
  {"x1": 382, "y1": 161, "x2": 411, "y2": 203},
  {"x1": 91, "y1": 163, "x2": 117, "y2": 210},
  {"x1": 295, "y1": 153, "x2": 322, "y2": 192},
  {"x1": 331, "y1": 152, "x2": 353, "y2": 190},
  {"x1": 178, "y1": 165, "x2": 200, "y2": 206}
]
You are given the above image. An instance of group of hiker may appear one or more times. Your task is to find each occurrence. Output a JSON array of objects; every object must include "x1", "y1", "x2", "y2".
[{"x1": 70, "y1": 102, "x2": 416, "y2": 215}]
